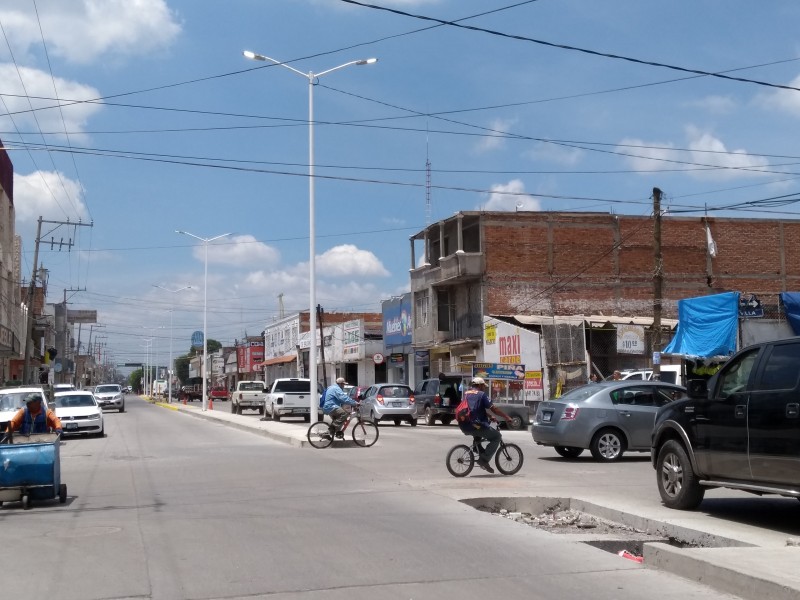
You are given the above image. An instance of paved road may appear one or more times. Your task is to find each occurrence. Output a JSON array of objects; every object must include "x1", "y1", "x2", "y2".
[{"x1": 1, "y1": 395, "x2": 754, "y2": 599}]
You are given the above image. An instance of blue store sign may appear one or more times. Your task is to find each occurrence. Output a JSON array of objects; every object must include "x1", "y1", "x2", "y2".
[
  {"x1": 191, "y1": 330, "x2": 204, "y2": 349},
  {"x1": 472, "y1": 362, "x2": 526, "y2": 381},
  {"x1": 382, "y1": 293, "x2": 413, "y2": 346}
]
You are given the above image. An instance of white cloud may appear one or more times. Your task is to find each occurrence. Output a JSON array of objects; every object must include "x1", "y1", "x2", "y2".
[
  {"x1": 475, "y1": 118, "x2": 517, "y2": 153},
  {"x1": 759, "y1": 73, "x2": 800, "y2": 117},
  {"x1": 480, "y1": 179, "x2": 541, "y2": 212},
  {"x1": 686, "y1": 95, "x2": 737, "y2": 114},
  {"x1": 14, "y1": 170, "x2": 88, "y2": 226},
  {"x1": 315, "y1": 244, "x2": 389, "y2": 277},
  {"x1": 618, "y1": 127, "x2": 770, "y2": 180},
  {"x1": 0, "y1": 0, "x2": 182, "y2": 65},
  {"x1": 525, "y1": 141, "x2": 583, "y2": 166},
  {"x1": 0, "y1": 64, "x2": 101, "y2": 139},
  {"x1": 194, "y1": 235, "x2": 280, "y2": 269}
]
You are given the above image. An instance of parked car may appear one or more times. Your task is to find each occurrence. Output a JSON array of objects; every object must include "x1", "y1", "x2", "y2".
[
  {"x1": 532, "y1": 381, "x2": 685, "y2": 462},
  {"x1": 52, "y1": 390, "x2": 104, "y2": 437},
  {"x1": 413, "y1": 375, "x2": 462, "y2": 425},
  {"x1": 53, "y1": 383, "x2": 76, "y2": 393},
  {"x1": 652, "y1": 337, "x2": 800, "y2": 510},
  {"x1": 93, "y1": 384, "x2": 125, "y2": 412},
  {"x1": 617, "y1": 365, "x2": 684, "y2": 386},
  {"x1": 348, "y1": 386, "x2": 367, "y2": 402},
  {"x1": 359, "y1": 384, "x2": 417, "y2": 426},
  {"x1": 0, "y1": 387, "x2": 49, "y2": 433}
]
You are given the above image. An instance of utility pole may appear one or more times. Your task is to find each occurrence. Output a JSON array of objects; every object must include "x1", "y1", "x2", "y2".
[
  {"x1": 60, "y1": 287, "x2": 85, "y2": 384},
  {"x1": 317, "y1": 304, "x2": 328, "y2": 388},
  {"x1": 652, "y1": 187, "x2": 663, "y2": 381},
  {"x1": 22, "y1": 217, "x2": 92, "y2": 384}
]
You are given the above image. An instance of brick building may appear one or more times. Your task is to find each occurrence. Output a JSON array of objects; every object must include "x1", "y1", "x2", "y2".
[{"x1": 410, "y1": 211, "x2": 800, "y2": 391}]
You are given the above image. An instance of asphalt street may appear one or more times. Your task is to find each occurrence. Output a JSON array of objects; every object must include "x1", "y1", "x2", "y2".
[{"x1": 0, "y1": 394, "x2": 778, "y2": 600}]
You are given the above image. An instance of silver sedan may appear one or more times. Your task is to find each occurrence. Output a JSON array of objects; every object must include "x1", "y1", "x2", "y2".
[{"x1": 531, "y1": 381, "x2": 685, "y2": 462}]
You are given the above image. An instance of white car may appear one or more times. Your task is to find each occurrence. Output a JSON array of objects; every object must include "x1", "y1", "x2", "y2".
[
  {"x1": 53, "y1": 391, "x2": 104, "y2": 437},
  {"x1": 93, "y1": 384, "x2": 125, "y2": 412},
  {"x1": 0, "y1": 387, "x2": 49, "y2": 434}
]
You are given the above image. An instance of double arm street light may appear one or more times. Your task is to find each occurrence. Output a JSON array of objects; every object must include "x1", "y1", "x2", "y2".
[
  {"x1": 175, "y1": 230, "x2": 231, "y2": 411},
  {"x1": 153, "y1": 285, "x2": 192, "y2": 404},
  {"x1": 242, "y1": 50, "x2": 377, "y2": 418}
]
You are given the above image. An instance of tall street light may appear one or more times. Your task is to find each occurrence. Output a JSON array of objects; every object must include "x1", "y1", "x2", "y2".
[
  {"x1": 243, "y1": 50, "x2": 377, "y2": 418},
  {"x1": 175, "y1": 230, "x2": 231, "y2": 411},
  {"x1": 153, "y1": 284, "x2": 192, "y2": 404}
]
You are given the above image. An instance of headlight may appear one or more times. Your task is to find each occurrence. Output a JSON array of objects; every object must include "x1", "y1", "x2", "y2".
[
  {"x1": 114, "y1": 394, "x2": 122, "y2": 401},
  {"x1": 88, "y1": 414, "x2": 101, "y2": 420}
]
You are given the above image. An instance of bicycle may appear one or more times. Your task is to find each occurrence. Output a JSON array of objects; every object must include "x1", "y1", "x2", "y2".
[
  {"x1": 306, "y1": 404, "x2": 379, "y2": 449},
  {"x1": 445, "y1": 422, "x2": 524, "y2": 477}
]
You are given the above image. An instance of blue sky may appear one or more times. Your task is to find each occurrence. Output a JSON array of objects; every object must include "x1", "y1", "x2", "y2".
[{"x1": 3, "y1": 0, "x2": 800, "y2": 368}]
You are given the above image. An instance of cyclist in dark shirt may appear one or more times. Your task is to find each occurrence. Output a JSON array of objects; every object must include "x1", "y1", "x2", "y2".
[{"x1": 459, "y1": 377, "x2": 512, "y2": 473}]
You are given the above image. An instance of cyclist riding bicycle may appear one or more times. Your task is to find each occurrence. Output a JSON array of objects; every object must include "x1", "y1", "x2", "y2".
[
  {"x1": 322, "y1": 377, "x2": 357, "y2": 438},
  {"x1": 459, "y1": 377, "x2": 512, "y2": 473}
]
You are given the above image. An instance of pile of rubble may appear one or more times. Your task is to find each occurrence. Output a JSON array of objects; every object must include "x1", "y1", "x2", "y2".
[{"x1": 493, "y1": 507, "x2": 643, "y2": 536}]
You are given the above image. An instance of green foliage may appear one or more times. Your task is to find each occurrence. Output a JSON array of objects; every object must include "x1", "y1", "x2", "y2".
[{"x1": 130, "y1": 369, "x2": 143, "y2": 391}]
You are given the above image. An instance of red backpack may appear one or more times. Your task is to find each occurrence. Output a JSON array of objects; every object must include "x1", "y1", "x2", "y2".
[{"x1": 455, "y1": 396, "x2": 473, "y2": 424}]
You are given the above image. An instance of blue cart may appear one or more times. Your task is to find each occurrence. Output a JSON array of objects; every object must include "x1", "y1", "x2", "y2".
[{"x1": 0, "y1": 432, "x2": 67, "y2": 510}]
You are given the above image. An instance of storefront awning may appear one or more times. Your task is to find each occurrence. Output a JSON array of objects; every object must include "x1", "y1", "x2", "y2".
[{"x1": 257, "y1": 355, "x2": 296, "y2": 367}]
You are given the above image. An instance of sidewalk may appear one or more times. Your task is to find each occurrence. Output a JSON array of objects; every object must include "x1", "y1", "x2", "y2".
[{"x1": 155, "y1": 399, "x2": 800, "y2": 600}]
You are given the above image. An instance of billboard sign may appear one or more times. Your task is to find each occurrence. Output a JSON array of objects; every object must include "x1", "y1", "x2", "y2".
[
  {"x1": 382, "y1": 293, "x2": 413, "y2": 347},
  {"x1": 472, "y1": 362, "x2": 526, "y2": 381},
  {"x1": 67, "y1": 309, "x2": 97, "y2": 324},
  {"x1": 191, "y1": 331, "x2": 204, "y2": 349}
]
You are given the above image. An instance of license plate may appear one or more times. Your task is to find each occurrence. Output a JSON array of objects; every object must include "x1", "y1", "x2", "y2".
[
  {"x1": 66, "y1": 422, "x2": 78, "y2": 430},
  {"x1": 542, "y1": 412, "x2": 552, "y2": 422},
  {"x1": 392, "y1": 402, "x2": 402, "y2": 407},
  {"x1": 442, "y1": 399, "x2": 450, "y2": 406}
]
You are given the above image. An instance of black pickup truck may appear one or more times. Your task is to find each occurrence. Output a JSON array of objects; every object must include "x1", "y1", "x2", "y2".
[{"x1": 652, "y1": 337, "x2": 800, "y2": 509}]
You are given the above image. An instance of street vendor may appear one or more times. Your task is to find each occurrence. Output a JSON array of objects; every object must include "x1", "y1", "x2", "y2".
[{"x1": 8, "y1": 393, "x2": 62, "y2": 435}]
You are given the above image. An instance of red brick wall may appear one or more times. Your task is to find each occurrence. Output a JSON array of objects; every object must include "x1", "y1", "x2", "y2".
[{"x1": 482, "y1": 212, "x2": 799, "y2": 318}]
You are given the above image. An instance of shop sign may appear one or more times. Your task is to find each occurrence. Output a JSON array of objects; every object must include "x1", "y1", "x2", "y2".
[
  {"x1": 415, "y1": 350, "x2": 430, "y2": 365},
  {"x1": 390, "y1": 353, "x2": 405, "y2": 365},
  {"x1": 484, "y1": 323, "x2": 497, "y2": 345},
  {"x1": 472, "y1": 362, "x2": 525, "y2": 381},
  {"x1": 524, "y1": 370, "x2": 543, "y2": 390},
  {"x1": 616, "y1": 324, "x2": 645, "y2": 355}
]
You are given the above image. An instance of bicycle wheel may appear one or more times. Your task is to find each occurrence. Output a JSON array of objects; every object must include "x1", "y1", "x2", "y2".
[
  {"x1": 352, "y1": 419, "x2": 379, "y2": 447},
  {"x1": 307, "y1": 422, "x2": 333, "y2": 449},
  {"x1": 446, "y1": 444, "x2": 474, "y2": 477},
  {"x1": 495, "y1": 442, "x2": 524, "y2": 475}
]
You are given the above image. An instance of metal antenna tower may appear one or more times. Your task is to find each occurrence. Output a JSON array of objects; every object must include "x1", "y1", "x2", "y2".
[{"x1": 425, "y1": 126, "x2": 432, "y2": 225}]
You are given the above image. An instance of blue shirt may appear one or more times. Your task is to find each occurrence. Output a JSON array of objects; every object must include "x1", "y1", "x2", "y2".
[
  {"x1": 322, "y1": 384, "x2": 355, "y2": 414},
  {"x1": 461, "y1": 388, "x2": 493, "y2": 429}
]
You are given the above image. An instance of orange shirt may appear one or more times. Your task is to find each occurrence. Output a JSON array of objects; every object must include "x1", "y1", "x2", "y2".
[{"x1": 9, "y1": 406, "x2": 62, "y2": 432}]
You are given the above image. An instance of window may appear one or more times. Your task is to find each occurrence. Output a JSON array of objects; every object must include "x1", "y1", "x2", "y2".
[
  {"x1": 415, "y1": 290, "x2": 430, "y2": 327},
  {"x1": 758, "y1": 343, "x2": 800, "y2": 391},
  {"x1": 717, "y1": 349, "x2": 759, "y2": 398},
  {"x1": 610, "y1": 386, "x2": 653, "y2": 406}
]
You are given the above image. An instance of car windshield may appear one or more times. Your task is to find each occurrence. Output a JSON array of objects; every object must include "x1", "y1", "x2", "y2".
[
  {"x1": 273, "y1": 380, "x2": 310, "y2": 393},
  {"x1": 95, "y1": 385, "x2": 120, "y2": 394},
  {"x1": 239, "y1": 382, "x2": 265, "y2": 391},
  {"x1": 0, "y1": 392, "x2": 37, "y2": 412},
  {"x1": 53, "y1": 394, "x2": 96, "y2": 408}
]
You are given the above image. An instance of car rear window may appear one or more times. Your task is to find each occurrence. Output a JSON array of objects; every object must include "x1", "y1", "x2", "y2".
[
  {"x1": 272, "y1": 380, "x2": 310, "y2": 393},
  {"x1": 378, "y1": 386, "x2": 412, "y2": 397},
  {"x1": 239, "y1": 382, "x2": 265, "y2": 391},
  {"x1": 556, "y1": 385, "x2": 601, "y2": 403}
]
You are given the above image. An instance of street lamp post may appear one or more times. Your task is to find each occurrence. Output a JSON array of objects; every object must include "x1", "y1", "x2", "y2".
[
  {"x1": 243, "y1": 50, "x2": 377, "y2": 419},
  {"x1": 153, "y1": 285, "x2": 192, "y2": 404},
  {"x1": 175, "y1": 230, "x2": 231, "y2": 411}
]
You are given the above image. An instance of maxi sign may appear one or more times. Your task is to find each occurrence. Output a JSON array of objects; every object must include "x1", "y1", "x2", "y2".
[{"x1": 382, "y1": 293, "x2": 412, "y2": 347}]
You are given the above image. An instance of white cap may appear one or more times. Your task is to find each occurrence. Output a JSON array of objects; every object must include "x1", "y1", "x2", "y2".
[
  {"x1": 471, "y1": 377, "x2": 486, "y2": 386},
  {"x1": 336, "y1": 377, "x2": 347, "y2": 384}
]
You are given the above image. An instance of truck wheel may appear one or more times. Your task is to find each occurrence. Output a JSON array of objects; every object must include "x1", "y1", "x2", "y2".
[
  {"x1": 303, "y1": 415, "x2": 311, "y2": 423},
  {"x1": 230, "y1": 402, "x2": 236, "y2": 414},
  {"x1": 424, "y1": 406, "x2": 437, "y2": 426},
  {"x1": 236, "y1": 403, "x2": 242, "y2": 415},
  {"x1": 657, "y1": 440, "x2": 705, "y2": 510},
  {"x1": 441, "y1": 417, "x2": 453, "y2": 426},
  {"x1": 258, "y1": 406, "x2": 265, "y2": 416},
  {"x1": 272, "y1": 405, "x2": 281, "y2": 422},
  {"x1": 509, "y1": 415, "x2": 525, "y2": 430},
  {"x1": 409, "y1": 417, "x2": 417, "y2": 426},
  {"x1": 59, "y1": 483, "x2": 67, "y2": 504}
]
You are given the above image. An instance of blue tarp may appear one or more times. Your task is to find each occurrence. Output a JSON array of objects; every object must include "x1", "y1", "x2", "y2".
[
  {"x1": 663, "y1": 292, "x2": 740, "y2": 358},
  {"x1": 780, "y1": 292, "x2": 800, "y2": 336}
]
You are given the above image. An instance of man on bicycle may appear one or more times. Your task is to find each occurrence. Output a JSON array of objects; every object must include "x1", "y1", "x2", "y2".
[
  {"x1": 322, "y1": 377, "x2": 357, "y2": 438},
  {"x1": 459, "y1": 377, "x2": 512, "y2": 473}
]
